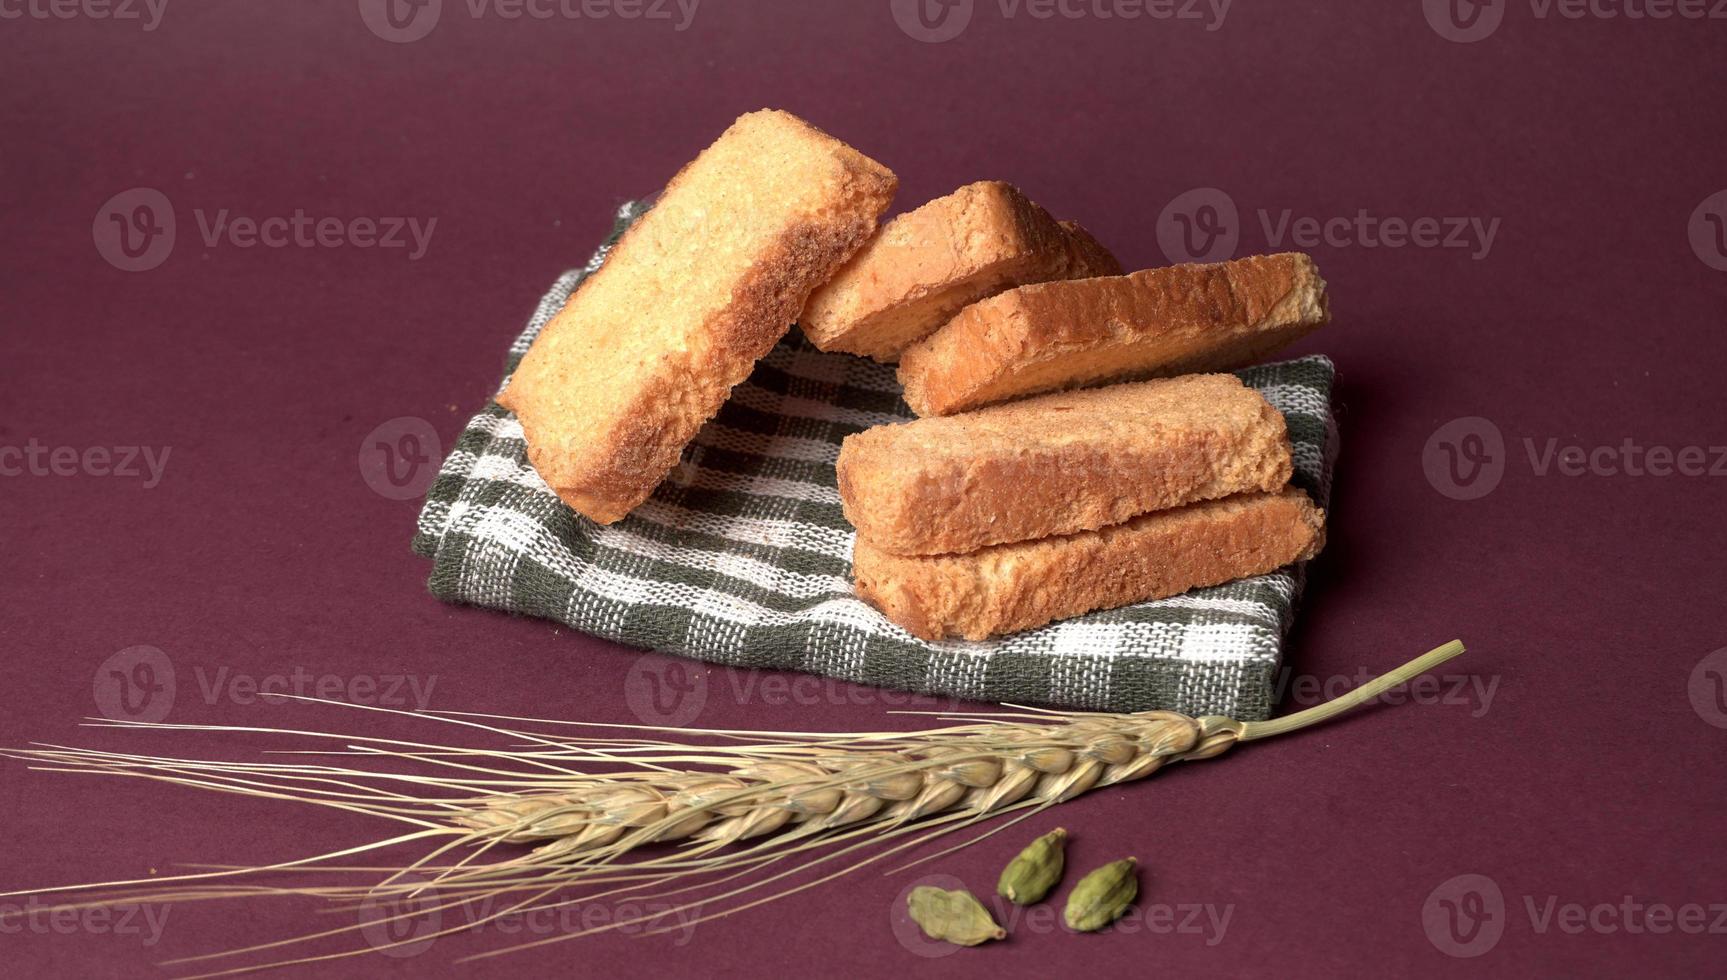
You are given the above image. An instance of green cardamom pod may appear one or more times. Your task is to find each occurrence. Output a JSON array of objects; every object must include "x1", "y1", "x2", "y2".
[
  {"x1": 1063, "y1": 857, "x2": 1139, "y2": 932},
  {"x1": 997, "y1": 827, "x2": 1067, "y2": 905},
  {"x1": 907, "y1": 885, "x2": 1006, "y2": 946}
]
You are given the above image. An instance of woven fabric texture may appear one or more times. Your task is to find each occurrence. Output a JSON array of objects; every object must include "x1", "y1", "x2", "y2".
[{"x1": 414, "y1": 202, "x2": 1339, "y2": 721}]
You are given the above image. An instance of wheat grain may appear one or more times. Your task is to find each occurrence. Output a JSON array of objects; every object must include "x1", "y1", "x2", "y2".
[{"x1": 0, "y1": 640, "x2": 1465, "y2": 975}]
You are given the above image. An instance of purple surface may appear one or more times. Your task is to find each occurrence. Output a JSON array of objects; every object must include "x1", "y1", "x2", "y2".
[{"x1": 3, "y1": 1, "x2": 1725, "y2": 976}]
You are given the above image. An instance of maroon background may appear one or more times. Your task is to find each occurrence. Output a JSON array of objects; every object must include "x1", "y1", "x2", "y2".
[{"x1": 3, "y1": 1, "x2": 1725, "y2": 976}]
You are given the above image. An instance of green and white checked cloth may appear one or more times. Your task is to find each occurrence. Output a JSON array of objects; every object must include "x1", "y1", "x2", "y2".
[{"x1": 414, "y1": 202, "x2": 1339, "y2": 721}]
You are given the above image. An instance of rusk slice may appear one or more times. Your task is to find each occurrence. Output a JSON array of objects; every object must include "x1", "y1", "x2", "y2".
[
  {"x1": 1057, "y1": 221, "x2": 1119, "y2": 282},
  {"x1": 896, "y1": 253, "x2": 1329, "y2": 417},
  {"x1": 499, "y1": 110, "x2": 896, "y2": 524},
  {"x1": 852, "y1": 489, "x2": 1326, "y2": 641},
  {"x1": 837, "y1": 374, "x2": 1293, "y2": 556},
  {"x1": 799, "y1": 181, "x2": 1121, "y2": 362}
]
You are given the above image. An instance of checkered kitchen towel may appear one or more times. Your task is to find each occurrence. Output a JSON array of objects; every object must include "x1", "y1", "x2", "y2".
[{"x1": 413, "y1": 202, "x2": 1339, "y2": 721}]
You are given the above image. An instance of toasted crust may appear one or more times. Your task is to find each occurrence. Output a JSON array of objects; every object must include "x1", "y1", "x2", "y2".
[
  {"x1": 498, "y1": 110, "x2": 896, "y2": 524},
  {"x1": 896, "y1": 253, "x2": 1329, "y2": 417},
  {"x1": 852, "y1": 489, "x2": 1326, "y2": 641},
  {"x1": 1057, "y1": 220, "x2": 1119, "y2": 280},
  {"x1": 837, "y1": 374, "x2": 1293, "y2": 556},
  {"x1": 799, "y1": 181, "x2": 1121, "y2": 362}
]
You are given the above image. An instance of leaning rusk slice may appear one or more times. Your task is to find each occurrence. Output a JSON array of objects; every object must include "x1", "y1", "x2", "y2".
[
  {"x1": 500, "y1": 109, "x2": 897, "y2": 524},
  {"x1": 896, "y1": 253, "x2": 1329, "y2": 417},
  {"x1": 800, "y1": 180, "x2": 1120, "y2": 362}
]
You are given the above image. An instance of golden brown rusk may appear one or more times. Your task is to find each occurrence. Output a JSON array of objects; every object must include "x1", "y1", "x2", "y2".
[
  {"x1": 897, "y1": 252, "x2": 1329, "y2": 417},
  {"x1": 838, "y1": 373, "x2": 1294, "y2": 557},
  {"x1": 852, "y1": 488, "x2": 1325, "y2": 641},
  {"x1": 500, "y1": 110, "x2": 897, "y2": 524},
  {"x1": 801, "y1": 180, "x2": 1121, "y2": 362}
]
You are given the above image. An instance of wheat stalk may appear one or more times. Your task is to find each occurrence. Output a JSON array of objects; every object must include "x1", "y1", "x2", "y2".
[{"x1": 0, "y1": 640, "x2": 1464, "y2": 976}]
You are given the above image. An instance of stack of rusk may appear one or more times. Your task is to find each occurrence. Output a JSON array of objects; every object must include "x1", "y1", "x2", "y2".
[
  {"x1": 500, "y1": 110, "x2": 1332, "y2": 642},
  {"x1": 808, "y1": 183, "x2": 1331, "y2": 641}
]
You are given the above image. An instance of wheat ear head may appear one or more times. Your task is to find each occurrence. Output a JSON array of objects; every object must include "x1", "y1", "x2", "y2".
[{"x1": 0, "y1": 640, "x2": 1465, "y2": 976}]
